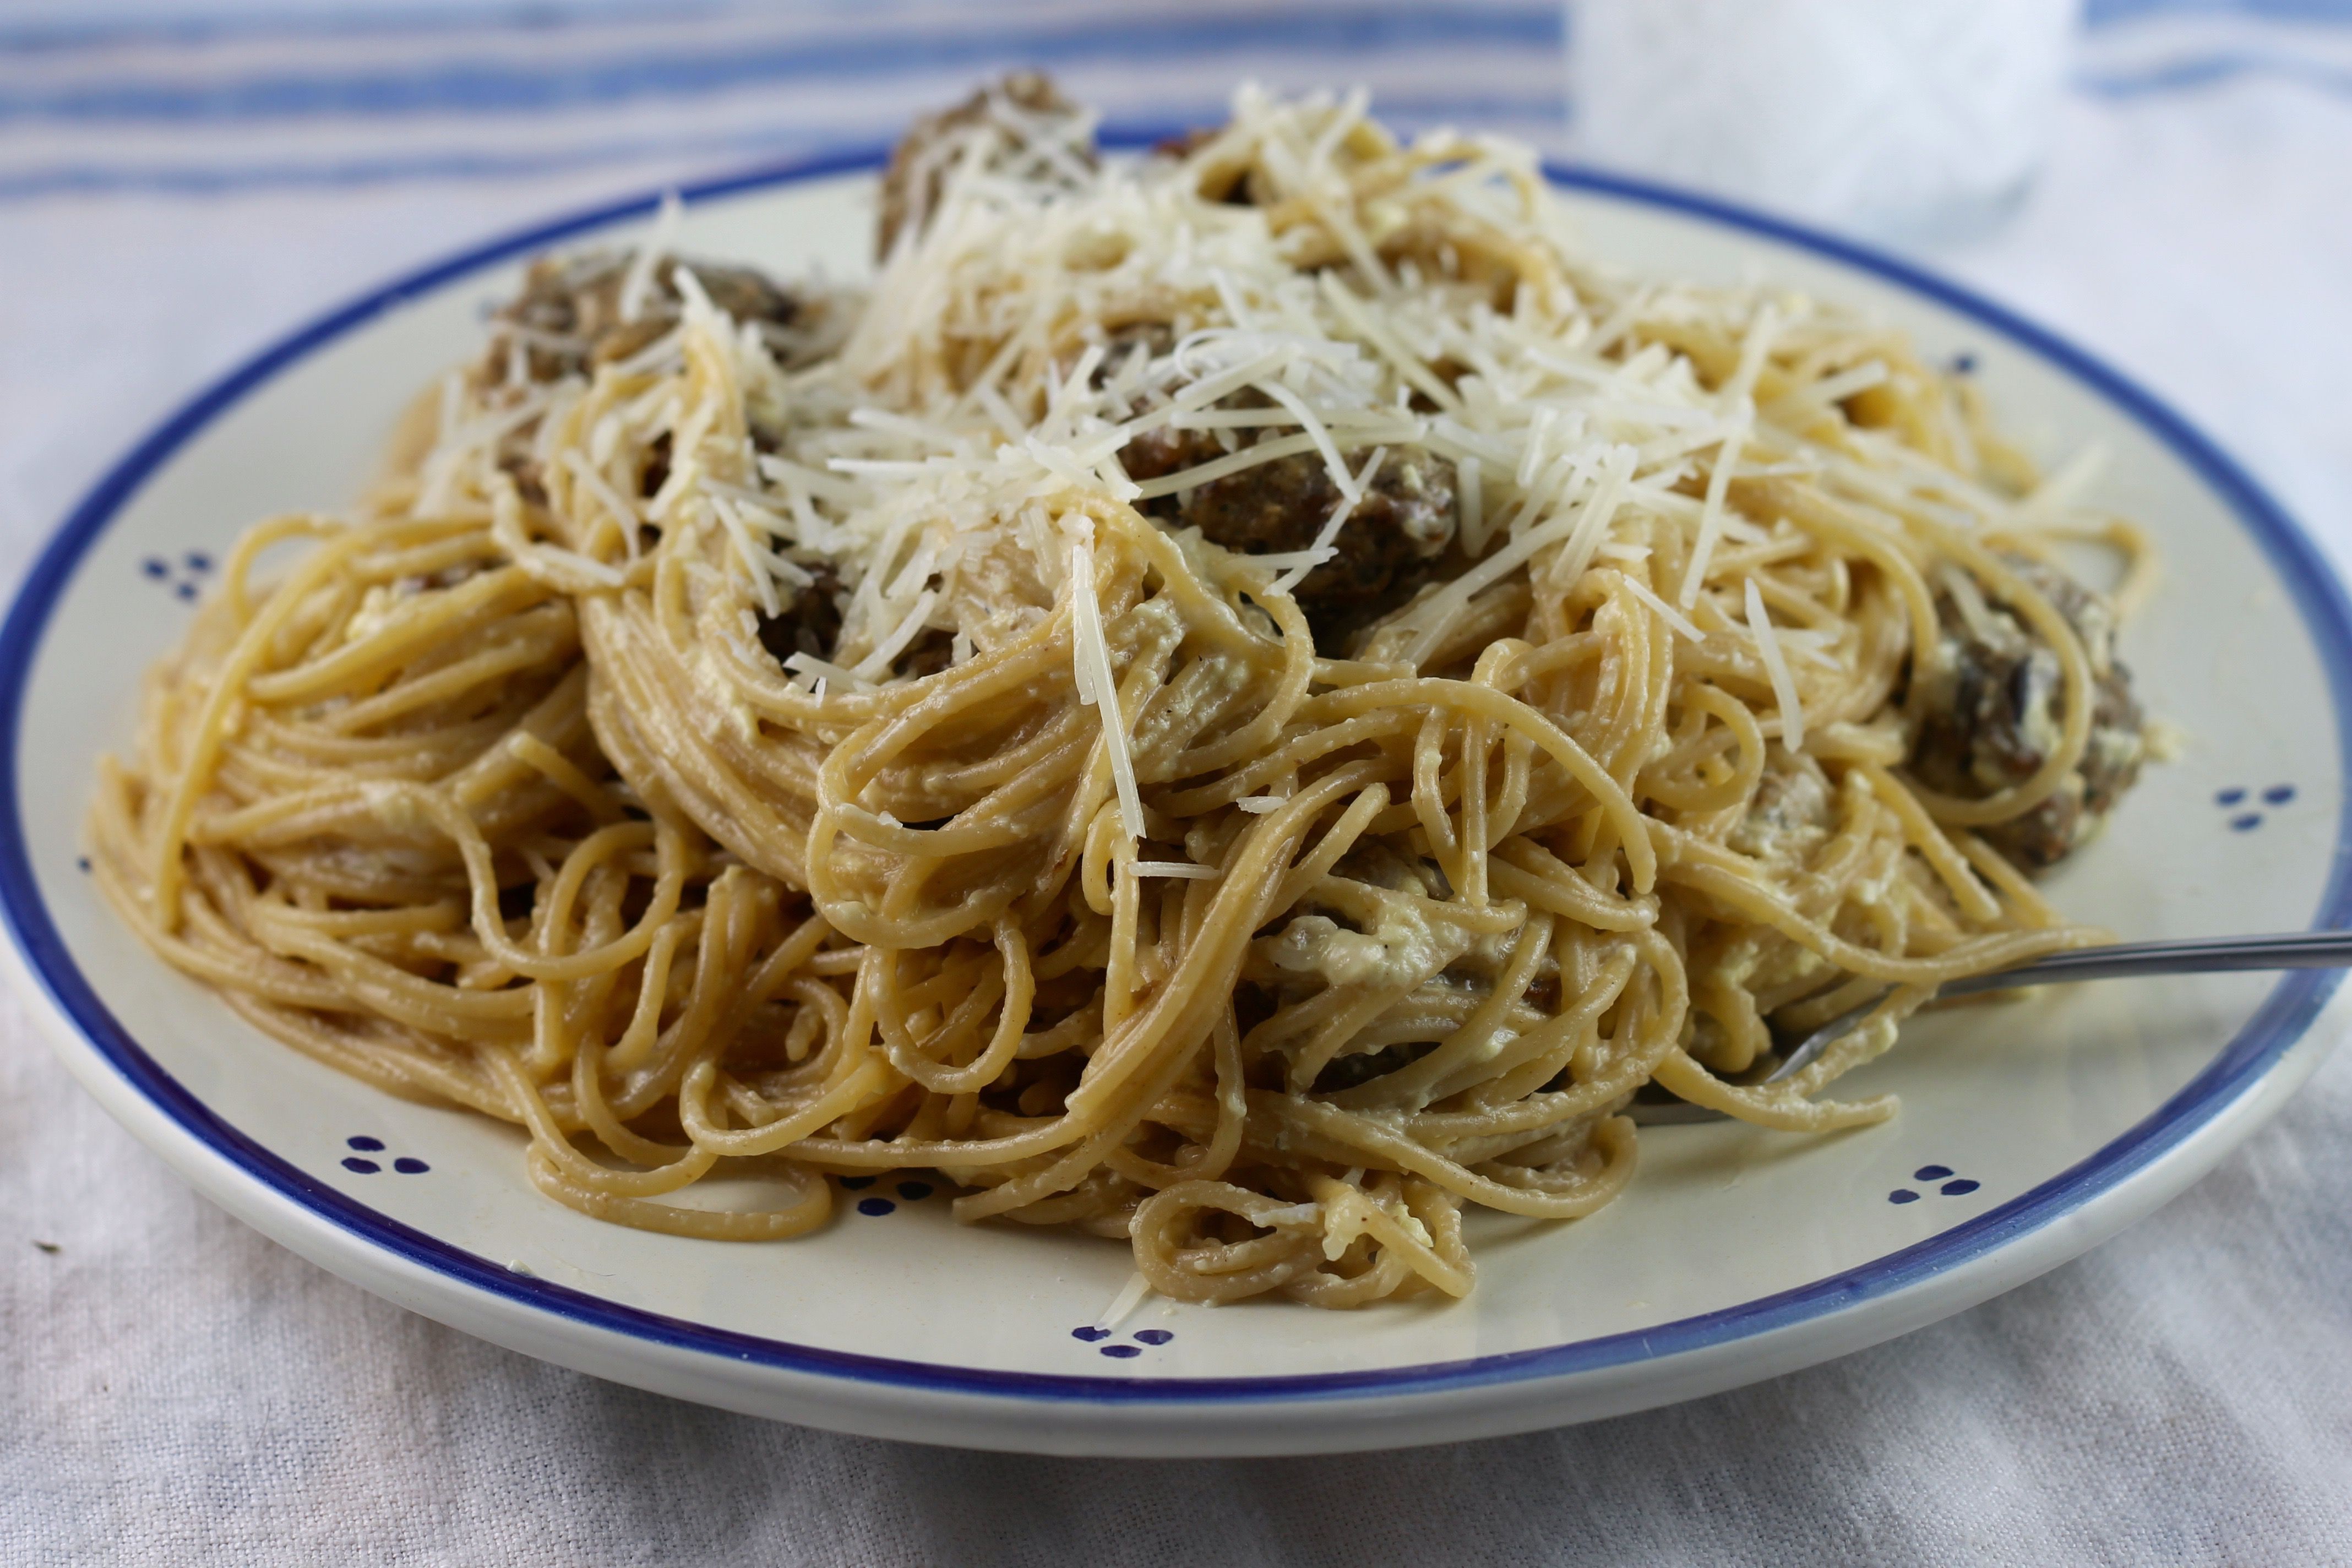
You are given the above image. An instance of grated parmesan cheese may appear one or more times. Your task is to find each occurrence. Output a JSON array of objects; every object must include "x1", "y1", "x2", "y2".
[
  {"x1": 1677, "y1": 302, "x2": 1781, "y2": 608},
  {"x1": 1093, "y1": 1271, "x2": 1155, "y2": 1332},
  {"x1": 1130, "y1": 861, "x2": 1218, "y2": 880},
  {"x1": 1615, "y1": 570, "x2": 1706, "y2": 644},
  {"x1": 1746, "y1": 576, "x2": 1807, "y2": 752},
  {"x1": 486, "y1": 84, "x2": 2050, "y2": 750},
  {"x1": 1069, "y1": 540, "x2": 1147, "y2": 843},
  {"x1": 617, "y1": 189, "x2": 683, "y2": 324}
]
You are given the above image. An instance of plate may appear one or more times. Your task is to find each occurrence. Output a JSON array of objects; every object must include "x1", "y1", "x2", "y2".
[{"x1": 5, "y1": 148, "x2": 2348, "y2": 1458}]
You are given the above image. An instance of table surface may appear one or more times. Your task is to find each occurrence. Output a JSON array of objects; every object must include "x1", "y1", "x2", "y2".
[{"x1": 4, "y1": 4, "x2": 2350, "y2": 1564}]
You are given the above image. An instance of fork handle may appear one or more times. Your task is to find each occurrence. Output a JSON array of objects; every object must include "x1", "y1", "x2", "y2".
[
  {"x1": 1625, "y1": 929, "x2": 2352, "y2": 1123},
  {"x1": 1761, "y1": 928, "x2": 2352, "y2": 1090},
  {"x1": 1934, "y1": 929, "x2": 2352, "y2": 993}
]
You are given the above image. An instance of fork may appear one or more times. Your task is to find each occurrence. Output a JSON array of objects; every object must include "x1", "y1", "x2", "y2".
[{"x1": 1625, "y1": 929, "x2": 2352, "y2": 1125}]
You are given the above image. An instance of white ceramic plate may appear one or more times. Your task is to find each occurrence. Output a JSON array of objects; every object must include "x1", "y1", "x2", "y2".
[{"x1": 6, "y1": 150, "x2": 2348, "y2": 1458}]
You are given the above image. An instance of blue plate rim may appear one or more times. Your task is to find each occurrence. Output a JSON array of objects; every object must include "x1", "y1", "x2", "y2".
[{"x1": 4, "y1": 134, "x2": 2348, "y2": 1407}]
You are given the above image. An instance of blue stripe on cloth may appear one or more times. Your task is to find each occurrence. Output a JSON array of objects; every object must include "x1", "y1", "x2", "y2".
[
  {"x1": 0, "y1": 95, "x2": 1574, "y2": 201},
  {"x1": 0, "y1": 8, "x2": 1560, "y2": 123},
  {"x1": 0, "y1": 2, "x2": 735, "y2": 53},
  {"x1": 2078, "y1": 49, "x2": 2352, "y2": 93},
  {"x1": 0, "y1": 137, "x2": 864, "y2": 201},
  {"x1": 2086, "y1": 0, "x2": 2352, "y2": 23},
  {"x1": 7, "y1": 0, "x2": 2347, "y2": 53}
]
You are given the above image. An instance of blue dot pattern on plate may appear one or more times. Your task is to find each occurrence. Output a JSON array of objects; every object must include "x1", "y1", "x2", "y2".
[
  {"x1": 2217, "y1": 783, "x2": 2295, "y2": 831},
  {"x1": 843, "y1": 1176, "x2": 938, "y2": 1211},
  {"x1": 1071, "y1": 1325, "x2": 1178, "y2": 1357},
  {"x1": 1890, "y1": 1166, "x2": 1979, "y2": 1205},
  {"x1": 144, "y1": 552, "x2": 214, "y2": 601},
  {"x1": 340, "y1": 1136, "x2": 427, "y2": 1174}
]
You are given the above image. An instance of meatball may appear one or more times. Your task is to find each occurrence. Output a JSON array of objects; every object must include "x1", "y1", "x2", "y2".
[
  {"x1": 755, "y1": 564, "x2": 844, "y2": 666},
  {"x1": 1907, "y1": 553, "x2": 2145, "y2": 870},
  {"x1": 1191, "y1": 447, "x2": 1455, "y2": 646},
  {"x1": 876, "y1": 72, "x2": 1093, "y2": 259},
  {"x1": 482, "y1": 252, "x2": 801, "y2": 500},
  {"x1": 752, "y1": 568, "x2": 955, "y2": 682},
  {"x1": 487, "y1": 252, "x2": 797, "y2": 386},
  {"x1": 891, "y1": 628, "x2": 958, "y2": 680},
  {"x1": 1121, "y1": 393, "x2": 1458, "y2": 650}
]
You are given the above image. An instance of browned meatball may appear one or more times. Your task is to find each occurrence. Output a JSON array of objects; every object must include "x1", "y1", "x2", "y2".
[
  {"x1": 1907, "y1": 554, "x2": 2145, "y2": 870},
  {"x1": 875, "y1": 73, "x2": 1092, "y2": 259},
  {"x1": 483, "y1": 252, "x2": 801, "y2": 502},
  {"x1": 755, "y1": 564, "x2": 844, "y2": 666},
  {"x1": 487, "y1": 252, "x2": 797, "y2": 387},
  {"x1": 1119, "y1": 387, "x2": 1458, "y2": 650},
  {"x1": 1186, "y1": 447, "x2": 1456, "y2": 647},
  {"x1": 750, "y1": 567, "x2": 954, "y2": 682},
  {"x1": 891, "y1": 628, "x2": 958, "y2": 680}
]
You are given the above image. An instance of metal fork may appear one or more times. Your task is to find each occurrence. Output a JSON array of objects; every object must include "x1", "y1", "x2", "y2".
[{"x1": 1625, "y1": 929, "x2": 2352, "y2": 1125}]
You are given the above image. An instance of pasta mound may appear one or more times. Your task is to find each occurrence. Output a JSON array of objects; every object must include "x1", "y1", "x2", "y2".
[{"x1": 92, "y1": 83, "x2": 2146, "y2": 1308}]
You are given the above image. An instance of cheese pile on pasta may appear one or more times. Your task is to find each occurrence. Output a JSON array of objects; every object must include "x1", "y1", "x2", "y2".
[{"x1": 92, "y1": 81, "x2": 2148, "y2": 1309}]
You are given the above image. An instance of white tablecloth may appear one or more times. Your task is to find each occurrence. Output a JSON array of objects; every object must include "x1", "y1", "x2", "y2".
[{"x1": 5, "y1": 6, "x2": 2350, "y2": 1562}]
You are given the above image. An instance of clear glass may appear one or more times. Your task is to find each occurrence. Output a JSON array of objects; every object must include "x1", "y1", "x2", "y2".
[{"x1": 1568, "y1": 0, "x2": 2081, "y2": 246}]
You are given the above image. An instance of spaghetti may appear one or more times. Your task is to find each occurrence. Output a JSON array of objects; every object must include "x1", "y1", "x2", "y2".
[{"x1": 92, "y1": 83, "x2": 2150, "y2": 1307}]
